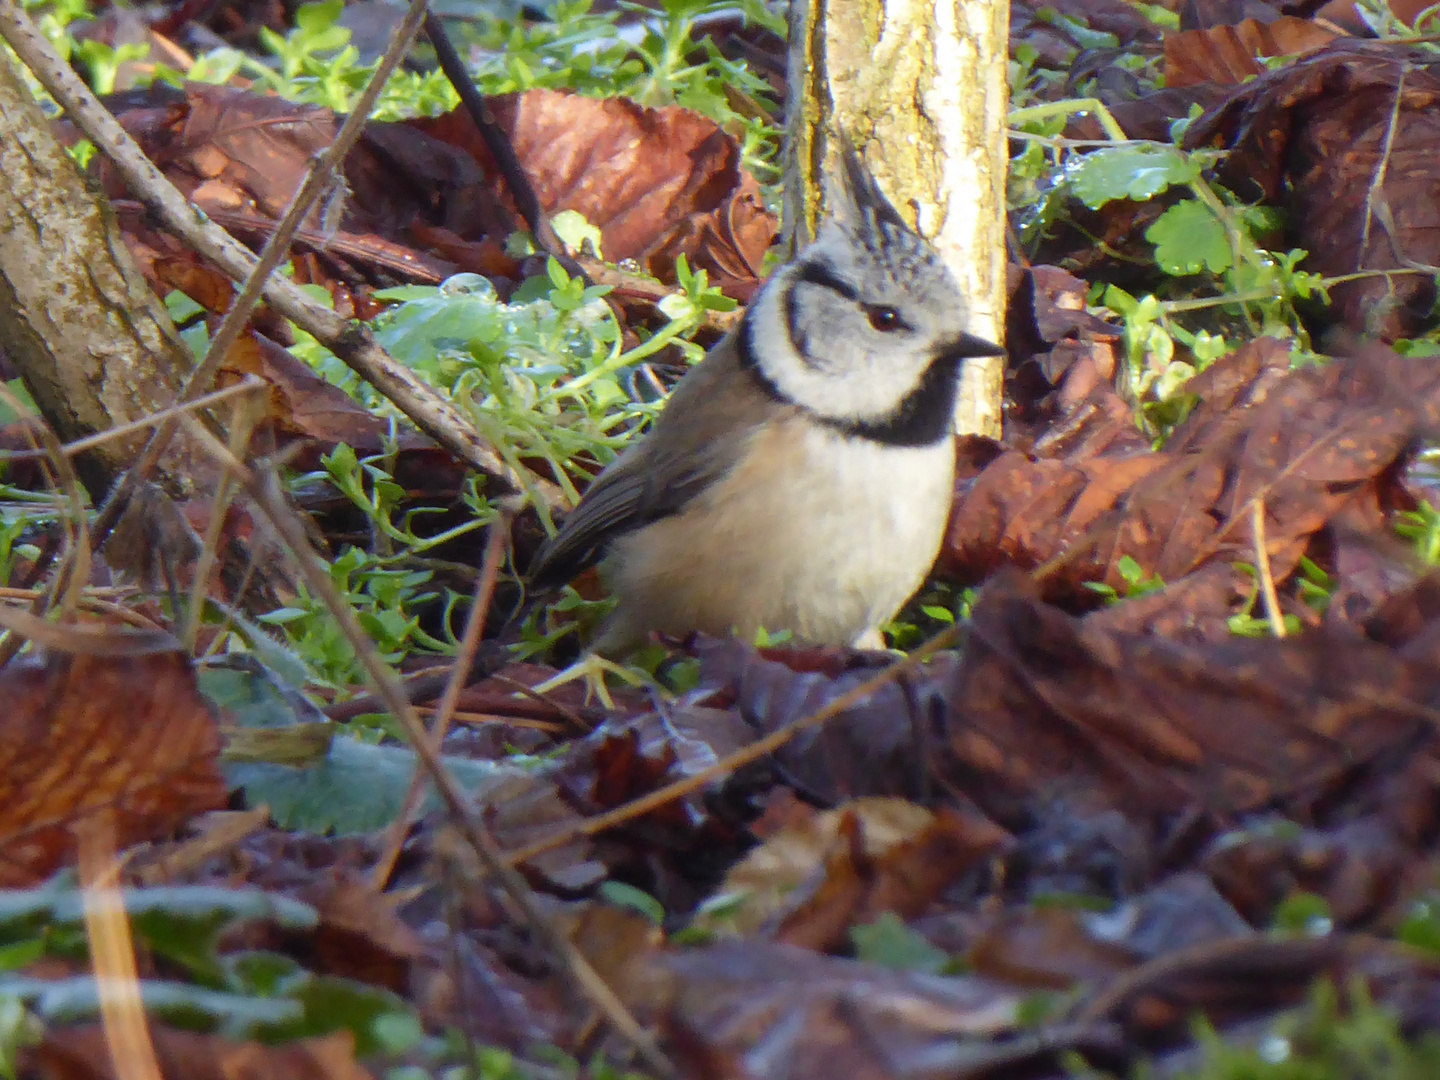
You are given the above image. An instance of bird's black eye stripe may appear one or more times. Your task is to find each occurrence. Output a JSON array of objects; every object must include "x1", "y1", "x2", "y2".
[{"x1": 793, "y1": 259, "x2": 860, "y2": 301}]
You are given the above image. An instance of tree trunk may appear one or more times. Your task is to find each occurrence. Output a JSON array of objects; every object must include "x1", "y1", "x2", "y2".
[
  {"x1": 0, "y1": 50, "x2": 200, "y2": 500},
  {"x1": 783, "y1": 0, "x2": 1009, "y2": 438}
]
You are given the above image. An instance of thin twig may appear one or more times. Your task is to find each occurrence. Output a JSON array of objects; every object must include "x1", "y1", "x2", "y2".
[
  {"x1": 0, "y1": 0, "x2": 562, "y2": 506},
  {"x1": 0, "y1": 387, "x2": 92, "y2": 667},
  {"x1": 111, "y1": 200, "x2": 459, "y2": 282},
  {"x1": 0, "y1": 604, "x2": 179, "y2": 654},
  {"x1": 501, "y1": 624, "x2": 962, "y2": 867},
  {"x1": 1359, "y1": 64, "x2": 1406, "y2": 259},
  {"x1": 1073, "y1": 934, "x2": 1337, "y2": 1025},
  {"x1": 423, "y1": 11, "x2": 567, "y2": 261},
  {"x1": 0, "y1": 377, "x2": 266, "y2": 463},
  {"x1": 181, "y1": 391, "x2": 264, "y2": 653},
  {"x1": 173, "y1": 414, "x2": 674, "y2": 1079},
  {"x1": 75, "y1": 813, "x2": 164, "y2": 1080},
  {"x1": 1251, "y1": 498, "x2": 1286, "y2": 638},
  {"x1": 371, "y1": 503, "x2": 516, "y2": 890},
  {"x1": 488, "y1": 672, "x2": 597, "y2": 732}
]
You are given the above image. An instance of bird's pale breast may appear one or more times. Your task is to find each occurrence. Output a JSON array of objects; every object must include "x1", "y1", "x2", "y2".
[{"x1": 597, "y1": 416, "x2": 955, "y2": 652}]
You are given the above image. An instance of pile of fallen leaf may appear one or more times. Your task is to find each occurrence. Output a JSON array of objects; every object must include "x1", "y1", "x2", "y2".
[{"x1": 8, "y1": 0, "x2": 1440, "y2": 1078}]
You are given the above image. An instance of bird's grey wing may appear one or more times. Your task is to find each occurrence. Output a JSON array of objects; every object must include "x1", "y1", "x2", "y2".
[
  {"x1": 526, "y1": 446, "x2": 728, "y2": 587},
  {"x1": 528, "y1": 338, "x2": 775, "y2": 587}
]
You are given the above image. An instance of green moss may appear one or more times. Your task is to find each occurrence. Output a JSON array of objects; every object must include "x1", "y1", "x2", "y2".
[{"x1": 1131, "y1": 981, "x2": 1440, "y2": 1080}]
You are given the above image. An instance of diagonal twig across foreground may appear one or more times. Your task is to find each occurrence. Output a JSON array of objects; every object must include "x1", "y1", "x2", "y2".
[{"x1": 175, "y1": 414, "x2": 676, "y2": 1078}]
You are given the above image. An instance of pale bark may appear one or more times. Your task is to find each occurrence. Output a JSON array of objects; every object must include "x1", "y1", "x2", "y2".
[
  {"x1": 783, "y1": 0, "x2": 1009, "y2": 437},
  {"x1": 0, "y1": 50, "x2": 199, "y2": 498}
]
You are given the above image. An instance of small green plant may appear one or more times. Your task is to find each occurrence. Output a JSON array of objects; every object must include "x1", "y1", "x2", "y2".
[
  {"x1": 1351, "y1": 0, "x2": 1440, "y2": 41},
  {"x1": 751, "y1": 625, "x2": 793, "y2": 647},
  {"x1": 0, "y1": 996, "x2": 40, "y2": 1080},
  {"x1": 206, "y1": 443, "x2": 501, "y2": 691},
  {"x1": 315, "y1": 442, "x2": 495, "y2": 556},
  {"x1": 1007, "y1": 103, "x2": 1332, "y2": 440},
  {"x1": 886, "y1": 582, "x2": 977, "y2": 649},
  {"x1": 1395, "y1": 500, "x2": 1440, "y2": 566},
  {"x1": 1154, "y1": 980, "x2": 1440, "y2": 1080},
  {"x1": 71, "y1": 38, "x2": 149, "y2": 95},
  {"x1": 1084, "y1": 555, "x2": 1165, "y2": 604},
  {"x1": 0, "y1": 875, "x2": 416, "y2": 1052},
  {"x1": 254, "y1": 546, "x2": 455, "y2": 689},
  {"x1": 1271, "y1": 892, "x2": 1333, "y2": 937},
  {"x1": 1395, "y1": 888, "x2": 1440, "y2": 955},
  {"x1": 0, "y1": 495, "x2": 53, "y2": 589},
  {"x1": 509, "y1": 587, "x2": 616, "y2": 662},
  {"x1": 1292, "y1": 556, "x2": 1334, "y2": 615},
  {"x1": 294, "y1": 258, "x2": 731, "y2": 526},
  {"x1": 1226, "y1": 558, "x2": 1330, "y2": 638},
  {"x1": 1227, "y1": 602, "x2": 1300, "y2": 639}
]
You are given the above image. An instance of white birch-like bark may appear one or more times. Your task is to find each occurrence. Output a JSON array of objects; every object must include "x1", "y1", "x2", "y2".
[{"x1": 784, "y1": 0, "x2": 1009, "y2": 437}]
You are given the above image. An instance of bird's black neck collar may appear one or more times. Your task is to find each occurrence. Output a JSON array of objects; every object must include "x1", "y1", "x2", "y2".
[{"x1": 736, "y1": 311, "x2": 960, "y2": 448}]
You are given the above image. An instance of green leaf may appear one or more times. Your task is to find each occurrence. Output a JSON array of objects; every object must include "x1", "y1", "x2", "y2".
[
  {"x1": 0, "y1": 379, "x2": 36, "y2": 426},
  {"x1": 4, "y1": 975, "x2": 303, "y2": 1032},
  {"x1": 551, "y1": 209, "x2": 603, "y2": 258},
  {"x1": 225, "y1": 724, "x2": 507, "y2": 835},
  {"x1": 1146, "y1": 199, "x2": 1233, "y2": 275},
  {"x1": 294, "y1": 0, "x2": 342, "y2": 33},
  {"x1": 204, "y1": 663, "x2": 531, "y2": 831},
  {"x1": 1272, "y1": 892, "x2": 1333, "y2": 936},
  {"x1": 1068, "y1": 144, "x2": 1199, "y2": 209},
  {"x1": 1398, "y1": 894, "x2": 1440, "y2": 955},
  {"x1": 248, "y1": 970, "x2": 415, "y2": 1056},
  {"x1": 850, "y1": 912, "x2": 952, "y2": 974},
  {"x1": 598, "y1": 881, "x2": 665, "y2": 925}
]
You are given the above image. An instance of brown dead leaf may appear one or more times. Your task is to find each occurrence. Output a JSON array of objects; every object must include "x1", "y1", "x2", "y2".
[
  {"x1": 0, "y1": 651, "x2": 227, "y2": 887},
  {"x1": 968, "y1": 906, "x2": 1138, "y2": 989},
  {"x1": 1164, "y1": 17, "x2": 1338, "y2": 88},
  {"x1": 172, "y1": 84, "x2": 340, "y2": 226},
  {"x1": 650, "y1": 942, "x2": 1024, "y2": 1079},
  {"x1": 1185, "y1": 42, "x2": 1440, "y2": 339},
  {"x1": 296, "y1": 871, "x2": 426, "y2": 993},
  {"x1": 1202, "y1": 815, "x2": 1419, "y2": 927},
  {"x1": 23, "y1": 1025, "x2": 371, "y2": 1080},
  {"x1": 416, "y1": 89, "x2": 778, "y2": 298},
  {"x1": 692, "y1": 798, "x2": 1009, "y2": 950},
  {"x1": 945, "y1": 338, "x2": 1437, "y2": 622},
  {"x1": 481, "y1": 704, "x2": 756, "y2": 898},
  {"x1": 86, "y1": 84, "x2": 497, "y2": 314},
  {"x1": 1178, "y1": 0, "x2": 1286, "y2": 30},
  {"x1": 695, "y1": 565, "x2": 1440, "y2": 829},
  {"x1": 945, "y1": 570, "x2": 1437, "y2": 818},
  {"x1": 240, "y1": 333, "x2": 450, "y2": 469}
]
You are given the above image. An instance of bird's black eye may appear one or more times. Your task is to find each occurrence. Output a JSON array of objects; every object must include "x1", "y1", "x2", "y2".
[{"x1": 865, "y1": 305, "x2": 903, "y2": 332}]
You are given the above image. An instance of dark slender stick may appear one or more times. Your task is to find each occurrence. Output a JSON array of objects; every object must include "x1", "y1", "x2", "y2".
[{"x1": 423, "y1": 12, "x2": 565, "y2": 258}]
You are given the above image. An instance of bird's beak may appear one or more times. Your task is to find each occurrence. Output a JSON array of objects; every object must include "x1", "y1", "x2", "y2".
[{"x1": 941, "y1": 332, "x2": 1008, "y2": 360}]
